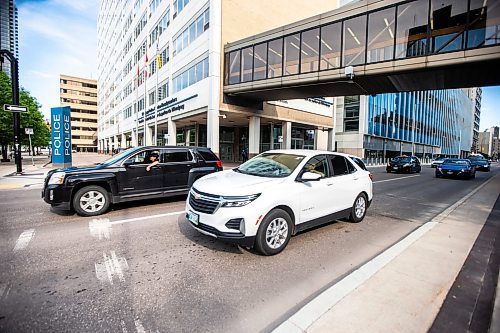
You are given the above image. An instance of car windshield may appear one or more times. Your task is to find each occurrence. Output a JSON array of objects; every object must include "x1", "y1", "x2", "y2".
[
  {"x1": 392, "y1": 156, "x2": 410, "y2": 162},
  {"x1": 99, "y1": 148, "x2": 135, "y2": 165},
  {"x1": 443, "y1": 159, "x2": 469, "y2": 165},
  {"x1": 235, "y1": 153, "x2": 305, "y2": 178}
]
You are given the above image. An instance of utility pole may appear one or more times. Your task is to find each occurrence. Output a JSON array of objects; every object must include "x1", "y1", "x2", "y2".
[{"x1": 1, "y1": 50, "x2": 22, "y2": 174}]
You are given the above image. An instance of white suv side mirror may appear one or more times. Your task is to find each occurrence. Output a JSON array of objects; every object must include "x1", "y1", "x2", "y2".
[{"x1": 301, "y1": 172, "x2": 322, "y2": 182}]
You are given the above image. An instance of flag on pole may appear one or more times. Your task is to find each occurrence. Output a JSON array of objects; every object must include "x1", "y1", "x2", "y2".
[
  {"x1": 136, "y1": 64, "x2": 140, "y2": 87},
  {"x1": 145, "y1": 53, "x2": 148, "y2": 77},
  {"x1": 157, "y1": 54, "x2": 163, "y2": 69}
]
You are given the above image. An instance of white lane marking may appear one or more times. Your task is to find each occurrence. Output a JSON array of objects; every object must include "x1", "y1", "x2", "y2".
[
  {"x1": 89, "y1": 218, "x2": 112, "y2": 240},
  {"x1": 108, "y1": 210, "x2": 185, "y2": 225},
  {"x1": 272, "y1": 175, "x2": 495, "y2": 333},
  {"x1": 95, "y1": 251, "x2": 129, "y2": 285},
  {"x1": 134, "y1": 320, "x2": 146, "y2": 333},
  {"x1": 0, "y1": 282, "x2": 11, "y2": 300},
  {"x1": 373, "y1": 174, "x2": 420, "y2": 183},
  {"x1": 13, "y1": 229, "x2": 35, "y2": 252}
]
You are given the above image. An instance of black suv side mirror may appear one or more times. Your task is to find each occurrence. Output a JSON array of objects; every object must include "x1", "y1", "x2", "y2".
[{"x1": 123, "y1": 159, "x2": 134, "y2": 167}]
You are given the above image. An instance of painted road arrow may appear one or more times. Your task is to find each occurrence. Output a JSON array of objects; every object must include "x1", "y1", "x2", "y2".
[{"x1": 3, "y1": 104, "x2": 28, "y2": 112}]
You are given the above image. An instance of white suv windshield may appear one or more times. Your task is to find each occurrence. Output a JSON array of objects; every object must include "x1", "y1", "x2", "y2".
[{"x1": 236, "y1": 153, "x2": 305, "y2": 178}]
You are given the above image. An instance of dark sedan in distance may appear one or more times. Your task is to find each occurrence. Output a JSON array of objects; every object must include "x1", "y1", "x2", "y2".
[
  {"x1": 435, "y1": 159, "x2": 476, "y2": 179},
  {"x1": 386, "y1": 155, "x2": 421, "y2": 173},
  {"x1": 468, "y1": 155, "x2": 490, "y2": 171}
]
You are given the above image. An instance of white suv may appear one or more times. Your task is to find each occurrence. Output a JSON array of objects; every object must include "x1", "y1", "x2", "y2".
[{"x1": 186, "y1": 150, "x2": 373, "y2": 255}]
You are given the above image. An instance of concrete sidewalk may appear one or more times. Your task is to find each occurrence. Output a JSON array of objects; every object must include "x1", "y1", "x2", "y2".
[
  {"x1": 274, "y1": 173, "x2": 500, "y2": 333},
  {"x1": 0, "y1": 153, "x2": 109, "y2": 189}
]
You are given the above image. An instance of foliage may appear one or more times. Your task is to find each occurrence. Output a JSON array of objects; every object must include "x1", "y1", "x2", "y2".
[{"x1": 0, "y1": 71, "x2": 50, "y2": 149}]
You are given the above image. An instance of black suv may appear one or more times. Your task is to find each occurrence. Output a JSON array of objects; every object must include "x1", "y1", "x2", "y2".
[
  {"x1": 386, "y1": 155, "x2": 421, "y2": 173},
  {"x1": 42, "y1": 146, "x2": 222, "y2": 216}
]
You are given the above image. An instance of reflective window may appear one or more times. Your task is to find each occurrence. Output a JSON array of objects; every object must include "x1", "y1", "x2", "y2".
[
  {"x1": 395, "y1": 0, "x2": 429, "y2": 58},
  {"x1": 228, "y1": 50, "x2": 240, "y2": 84},
  {"x1": 329, "y1": 155, "x2": 348, "y2": 176},
  {"x1": 301, "y1": 28, "x2": 320, "y2": 73},
  {"x1": 430, "y1": 0, "x2": 468, "y2": 53},
  {"x1": 367, "y1": 7, "x2": 395, "y2": 63},
  {"x1": 343, "y1": 15, "x2": 367, "y2": 66},
  {"x1": 253, "y1": 42, "x2": 267, "y2": 80},
  {"x1": 284, "y1": 34, "x2": 300, "y2": 75},
  {"x1": 468, "y1": 0, "x2": 500, "y2": 48},
  {"x1": 241, "y1": 46, "x2": 253, "y2": 82},
  {"x1": 268, "y1": 39, "x2": 283, "y2": 78},
  {"x1": 320, "y1": 22, "x2": 341, "y2": 70}
]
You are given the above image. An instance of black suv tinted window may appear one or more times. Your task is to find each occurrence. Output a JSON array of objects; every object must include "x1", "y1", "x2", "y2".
[
  {"x1": 303, "y1": 155, "x2": 330, "y2": 178},
  {"x1": 130, "y1": 150, "x2": 160, "y2": 164},
  {"x1": 197, "y1": 149, "x2": 219, "y2": 161},
  {"x1": 162, "y1": 150, "x2": 192, "y2": 163},
  {"x1": 350, "y1": 156, "x2": 367, "y2": 171}
]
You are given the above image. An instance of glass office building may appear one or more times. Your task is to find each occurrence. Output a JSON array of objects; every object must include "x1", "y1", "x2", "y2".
[{"x1": 335, "y1": 89, "x2": 476, "y2": 159}]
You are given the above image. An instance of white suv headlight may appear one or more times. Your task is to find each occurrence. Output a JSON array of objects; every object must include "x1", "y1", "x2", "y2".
[
  {"x1": 48, "y1": 172, "x2": 66, "y2": 185},
  {"x1": 221, "y1": 194, "x2": 260, "y2": 208}
]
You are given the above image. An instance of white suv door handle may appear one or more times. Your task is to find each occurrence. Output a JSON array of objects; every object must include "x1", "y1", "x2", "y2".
[{"x1": 326, "y1": 182, "x2": 334, "y2": 186}]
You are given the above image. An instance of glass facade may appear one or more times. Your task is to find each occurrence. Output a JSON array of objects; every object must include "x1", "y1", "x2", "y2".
[
  {"x1": 367, "y1": 89, "x2": 474, "y2": 156},
  {"x1": 225, "y1": 0, "x2": 500, "y2": 85}
]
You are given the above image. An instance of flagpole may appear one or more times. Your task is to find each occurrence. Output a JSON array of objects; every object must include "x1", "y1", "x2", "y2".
[
  {"x1": 135, "y1": 65, "x2": 139, "y2": 146},
  {"x1": 154, "y1": 43, "x2": 159, "y2": 146},
  {"x1": 144, "y1": 54, "x2": 148, "y2": 146}
]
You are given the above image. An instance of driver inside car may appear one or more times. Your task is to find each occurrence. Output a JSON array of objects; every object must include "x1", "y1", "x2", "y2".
[{"x1": 146, "y1": 152, "x2": 159, "y2": 171}]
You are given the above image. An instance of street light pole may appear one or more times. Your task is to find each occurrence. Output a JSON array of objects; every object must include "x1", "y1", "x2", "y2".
[{"x1": 1, "y1": 49, "x2": 22, "y2": 174}]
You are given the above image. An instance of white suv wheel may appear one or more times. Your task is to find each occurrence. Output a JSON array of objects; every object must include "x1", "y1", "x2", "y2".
[{"x1": 265, "y1": 217, "x2": 289, "y2": 250}]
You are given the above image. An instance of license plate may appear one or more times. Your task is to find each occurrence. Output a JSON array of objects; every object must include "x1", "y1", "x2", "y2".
[
  {"x1": 446, "y1": 171, "x2": 452, "y2": 174},
  {"x1": 393, "y1": 167, "x2": 398, "y2": 170},
  {"x1": 187, "y1": 210, "x2": 199, "y2": 225}
]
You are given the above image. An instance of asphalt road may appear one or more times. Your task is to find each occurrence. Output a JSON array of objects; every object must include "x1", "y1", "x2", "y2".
[{"x1": 0, "y1": 164, "x2": 498, "y2": 332}]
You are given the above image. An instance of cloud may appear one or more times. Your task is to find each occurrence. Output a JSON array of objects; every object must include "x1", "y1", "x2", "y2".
[{"x1": 30, "y1": 70, "x2": 58, "y2": 79}]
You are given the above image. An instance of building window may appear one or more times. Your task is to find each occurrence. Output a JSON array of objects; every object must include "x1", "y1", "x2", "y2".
[
  {"x1": 342, "y1": 15, "x2": 367, "y2": 66},
  {"x1": 320, "y1": 22, "x2": 341, "y2": 70},
  {"x1": 149, "y1": 0, "x2": 162, "y2": 15},
  {"x1": 468, "y1": 0, "x2": 500, "y2": 48},
  {"x1": 158, "y1": 80, "x2": 168, "y2": 100},
  {"x1": 228, "y1": 50, "x2": 240, "y2": 85},
  {"x1": 241, "y1": 46, "x2": 253, "y2": 82},
  {"x1": 430, "y1": 0, "x2": 467, "y2": 54},
  {"x1": 173, "y1": 0, "x2": 189, "y2": 18},
  {"x1": 367, "y1": 7, "x2": 395, "y2": 63},
  {"x1": 158, "y1": 9, "x2": 170, "y2": 35},
  {"x1": 172, "y1": 7, "x2": 209, "y2": 56},
  {"x1": 173, "y1": 57, "x2": 209, "y2": 93},
  {"x1": 395, "y1": 0, "x2": 429, "y2": 58},
  {"x1": 284, "y1": 34, "x2": 300, "y2": 75},
  {"x1": 135, "y1": 12, "x2": 147, "y2": 39},
  {"x1": 149, "y1": 90, "x2": 156, "y2": 106},
  {"x1": 124, "y1": 105, "x2": 133, "y2": 119},
  {"x1": 344, "y1": 96, "x2": 360, "y2": 132},
  {"x1": 301, "y1": 28, "x2": 320, "y2": 73},
  {"x1": 253, "y1": 42, "x2": 267, "y2": 80},
  {"x1": 268, "y1": 39, "x2": 283, "y2": 78}
]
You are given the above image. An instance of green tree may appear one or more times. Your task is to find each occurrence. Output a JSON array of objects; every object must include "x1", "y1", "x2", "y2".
[
  {"x1": 0, "y1": 71, "x2": 14, "y2": 161},
  {"x1": 0, "y1": 71, "x2": 50, "y2": 159}
]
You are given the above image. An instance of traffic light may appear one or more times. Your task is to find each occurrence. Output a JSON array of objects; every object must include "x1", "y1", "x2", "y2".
[{"x1": 46, "y1": 121, "x2": 51, "y2": 131}]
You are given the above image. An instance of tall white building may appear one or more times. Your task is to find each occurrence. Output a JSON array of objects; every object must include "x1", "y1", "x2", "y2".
[{"x1": 97, "y1": 0, "x2": 340, "y2": 161}]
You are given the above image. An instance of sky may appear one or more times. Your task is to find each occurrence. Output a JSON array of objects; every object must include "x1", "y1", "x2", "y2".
[
  {"x1": 15, "y1": 0, "x2": 500, "y2": 131},
  {"x1": 17, "y1": 0, "x2": 99, "y2": 120}
]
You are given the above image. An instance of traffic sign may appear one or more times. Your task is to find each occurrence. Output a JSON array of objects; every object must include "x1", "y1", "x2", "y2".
[
  {"x1": 3, "y1": 104, "x2": 28, "y2": 112},
  {"x1": 25, "y1": 128, "x2": 34, "y2": 135}
]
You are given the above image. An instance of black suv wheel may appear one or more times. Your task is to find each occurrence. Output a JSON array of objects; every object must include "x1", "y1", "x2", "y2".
[{"x1": 73, "y1": 185, "x2": 110, "y2": 217}]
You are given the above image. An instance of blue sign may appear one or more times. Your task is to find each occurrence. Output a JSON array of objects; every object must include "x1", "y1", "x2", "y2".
[{"x1": 51, "y1": 106, "x2": 72, "y2": 166}]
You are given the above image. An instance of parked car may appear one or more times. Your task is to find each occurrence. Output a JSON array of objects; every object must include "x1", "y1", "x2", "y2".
[
  {"x1": 430, "y1": 157, "x2": 445, "y2": 168},
  {"x1": 42, "y1": 146, "x2": 222, "y2": 216},
  {"x1": 186, "y1": 150, "x2": 373, "y2": 255},
  {"x1": 468, "y1": 155, "x2": 490, "y2": 171},
  {"x1": 386, "y1": 155, "x2": 421, "y2": 173},
  {"x1": 435, "y1": 158, "x2": 476, "y2": 179}
]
